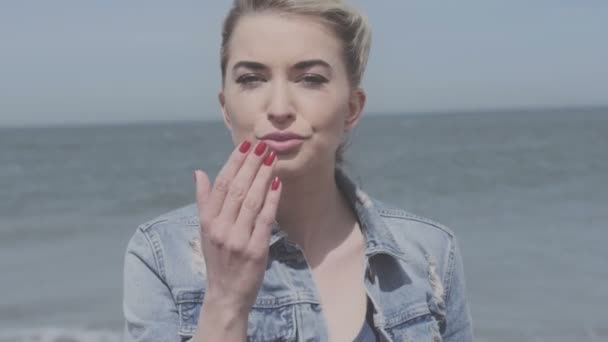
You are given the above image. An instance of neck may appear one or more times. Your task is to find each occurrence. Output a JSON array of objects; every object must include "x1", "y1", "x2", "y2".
[{"x1": 275, "y1": 165, "x2": 357, "y2": 261}]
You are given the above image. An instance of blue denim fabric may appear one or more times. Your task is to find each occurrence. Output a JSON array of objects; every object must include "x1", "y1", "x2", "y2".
[{"x1": 123, "y1": 169, "x2": 474, "y2": 341}]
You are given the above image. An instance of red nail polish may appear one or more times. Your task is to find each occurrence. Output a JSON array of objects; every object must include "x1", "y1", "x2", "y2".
[
  {"x1": 254, "y1": 142, "x2": 267, "y2": 156},
  {"x1": 263, "y1": 151, "x2": 276, "y2": 166},
  {"x1": 239, "y1": 140, "x2": 252, "y2": 153},
  {"x1": 271, "y1": 177, "x2": 281, "y2": 191}
]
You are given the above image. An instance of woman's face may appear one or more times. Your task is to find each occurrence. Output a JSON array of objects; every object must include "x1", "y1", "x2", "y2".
[{"x1": 219, "y1": 13, "x2": 365, "y2": 178}]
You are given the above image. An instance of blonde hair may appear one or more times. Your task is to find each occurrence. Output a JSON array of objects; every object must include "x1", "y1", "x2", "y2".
[{"x1": 220, "y1": 0, "x2": 372, "y2": 87}]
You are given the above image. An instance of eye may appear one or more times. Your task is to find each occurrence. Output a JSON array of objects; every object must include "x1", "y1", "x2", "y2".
[
  {"x1": 236, "y1": 74, "x2": 266, "y2": 88},
  {"x1": 298, "y1": 74, "x2": 328, "y2": 87}
]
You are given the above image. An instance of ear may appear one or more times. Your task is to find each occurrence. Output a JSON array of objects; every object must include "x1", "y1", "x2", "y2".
[
  {"x1": 218, "y1": 90, "x2": 232, "y2": 131},
  {"x1": 345, "y1": 88, "x2": 366, "y2": 132}
]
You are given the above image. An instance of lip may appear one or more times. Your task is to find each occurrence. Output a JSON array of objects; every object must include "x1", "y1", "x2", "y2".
[
  {"x1": 259, "y1": 131, "x2": 308, "y2": 154},
  {"x1": 263, "y1": 139, "x2": 304, "y2": 153},
  {"x1": 260, "y1": 131, "x2": 306, "y2": 141}
]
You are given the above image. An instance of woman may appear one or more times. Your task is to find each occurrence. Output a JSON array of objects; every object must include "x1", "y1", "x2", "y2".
[{"x1": 123, "y1": 1, "x2": 473, "y2": 341}]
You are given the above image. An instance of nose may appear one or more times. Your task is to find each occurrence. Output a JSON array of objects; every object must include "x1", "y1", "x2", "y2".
[{"x1": 267, "y1": 81, "x2": 295, "y2": 124}]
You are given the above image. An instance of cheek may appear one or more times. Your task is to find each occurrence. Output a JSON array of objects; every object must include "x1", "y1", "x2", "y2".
[
  {"x1": 224, "y1": 90, "x2": 262, "y2": 130},
  {"x1": 224, "y1": 83, "x2": 350, "y2": 135},
  {"x1": 297, "y1": 90, "x2": 350, "y2": 132}
]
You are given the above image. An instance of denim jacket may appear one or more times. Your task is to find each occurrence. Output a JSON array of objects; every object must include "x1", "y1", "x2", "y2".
[{"x1": 123, "y1": 169, "x2": 474, "y2": 341}]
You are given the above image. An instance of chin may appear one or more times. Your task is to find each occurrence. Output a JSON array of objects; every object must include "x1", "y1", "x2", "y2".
[
  {"x1": 272, "y1": 148, "x2": 311, "y2": 177},
  {"x1": 273, "y1": 149, "x2": 332, "y2": 182},
  {"x1": 273, "y1": 157, "x2": 308, "y2": 180}
]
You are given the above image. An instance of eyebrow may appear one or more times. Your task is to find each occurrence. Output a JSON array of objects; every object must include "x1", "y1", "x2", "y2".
[
  {"x1": 231, "y1": 59, "x2": 332, "y2": 73},
  {"x1": 232, "y1": 61, "x2": 267, "y2": 72},
  {"x1": 293, "y1": 59, "x2": 331, "y2": 70}
]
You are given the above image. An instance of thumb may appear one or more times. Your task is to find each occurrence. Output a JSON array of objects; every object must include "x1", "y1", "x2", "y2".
[{"x1": 194, "y1": 170, "x2": 211, "y2": 214}]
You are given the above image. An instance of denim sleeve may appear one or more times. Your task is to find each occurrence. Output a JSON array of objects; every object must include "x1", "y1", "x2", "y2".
[
  {"x1": 123, "y1": 227, "x2": 183, "y2": 342},
  {"x1": 441, "y1": 236, "x2": 474, "y2": 342}
]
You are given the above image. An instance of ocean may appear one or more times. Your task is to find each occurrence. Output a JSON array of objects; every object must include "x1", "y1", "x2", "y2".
[{"x1": 1, "y1": 108, "x2": 607, "y2": 341}]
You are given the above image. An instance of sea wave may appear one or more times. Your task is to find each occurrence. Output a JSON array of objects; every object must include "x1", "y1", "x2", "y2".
[{"x1": 0, "y1": 328, "x2": 121, "y2": 342}]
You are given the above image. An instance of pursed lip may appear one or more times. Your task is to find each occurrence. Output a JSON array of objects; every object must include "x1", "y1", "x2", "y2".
[
  {"x1": 258, "y1": 131, "x2": 309, "y2": 153},
  {"x1": 259, "y1": 131, "x2": 307, "y2": 141}
]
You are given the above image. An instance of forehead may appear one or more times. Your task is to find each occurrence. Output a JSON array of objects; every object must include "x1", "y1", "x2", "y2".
[{"x1": 227, "y1": 13, "x2": 344, "y2": 69}]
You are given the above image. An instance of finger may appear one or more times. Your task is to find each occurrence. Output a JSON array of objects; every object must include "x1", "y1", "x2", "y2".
[
  {"x1": 218, "y1": 141, "x2": 269, "y2": 221},
  {"x1": 194, "y1": 170, "x2": 211, "y2": 229},
  {"x1": 204, "y1": 140, "x2": 252, "y2": 219},
  {"x1": 249, "y1": 176, "x2": 282, "y2": 251},
  {"x1": 231, "y1": 150, "x2": 276, "y2": 245}
]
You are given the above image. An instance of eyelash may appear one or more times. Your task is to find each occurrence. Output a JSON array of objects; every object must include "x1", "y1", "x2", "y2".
[
  {"x1": 236, "y1": 74, "x2": 265, "y2": 87},
  {"x1": 298, "y1": 74, "x2": 328, "y2": 87},
  {"x1": 235, "y1": 74, "x2": 328, "y2": 89}
]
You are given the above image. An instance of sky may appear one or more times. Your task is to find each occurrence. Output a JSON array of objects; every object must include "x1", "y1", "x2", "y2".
[{"x1": 0, "y1": 1, "x2": 606, "y2": 127}]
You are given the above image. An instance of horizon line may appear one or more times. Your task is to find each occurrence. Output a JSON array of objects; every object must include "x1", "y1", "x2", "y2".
[{"x1": 1, "y1": 104, "x2": 606, "y2": 130}]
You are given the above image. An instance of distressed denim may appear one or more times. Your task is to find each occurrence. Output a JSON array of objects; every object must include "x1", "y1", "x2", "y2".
[{"x1": 123, "y1": 169, "x2": 474, "y2": 341}]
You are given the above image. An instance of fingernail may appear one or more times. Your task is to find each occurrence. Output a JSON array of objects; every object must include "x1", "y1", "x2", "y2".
[
  {"x1": 254, "y1": 141, "x2": 267, "y2": 156},
  {"x1": 271, "y1": 177, "x2": 281, "y2": 191},
  {"x1": 239, "y1": 140, "x2": 252, "y2": 153},
  {"x1": 263, "y1": 150, "x2": 276, "y2": 166}
]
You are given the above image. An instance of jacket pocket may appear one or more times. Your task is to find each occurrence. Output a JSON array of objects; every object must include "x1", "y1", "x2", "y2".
[
  {"x1": 175, "y1": 290, "x2": 297, "y2": 342},
  {"x1": 384, "y1": 302, "x2": 444, "y2": 342},
  {"x1": 247, "y1": 300, "x2": 297, "y2": 342},
  {"x1": 175, "y1": 290, "x2": 204, "y2": 337}
]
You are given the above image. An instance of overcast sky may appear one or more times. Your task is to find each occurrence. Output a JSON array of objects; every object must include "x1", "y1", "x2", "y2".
[{"x1": 0, "y1": 1, "x2": 606, "y2": 127}]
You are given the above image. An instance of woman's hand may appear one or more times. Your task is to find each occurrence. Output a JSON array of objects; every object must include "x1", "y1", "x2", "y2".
[{"x1": 193, "y1": 140, "x2": 281, "y2": 315}]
